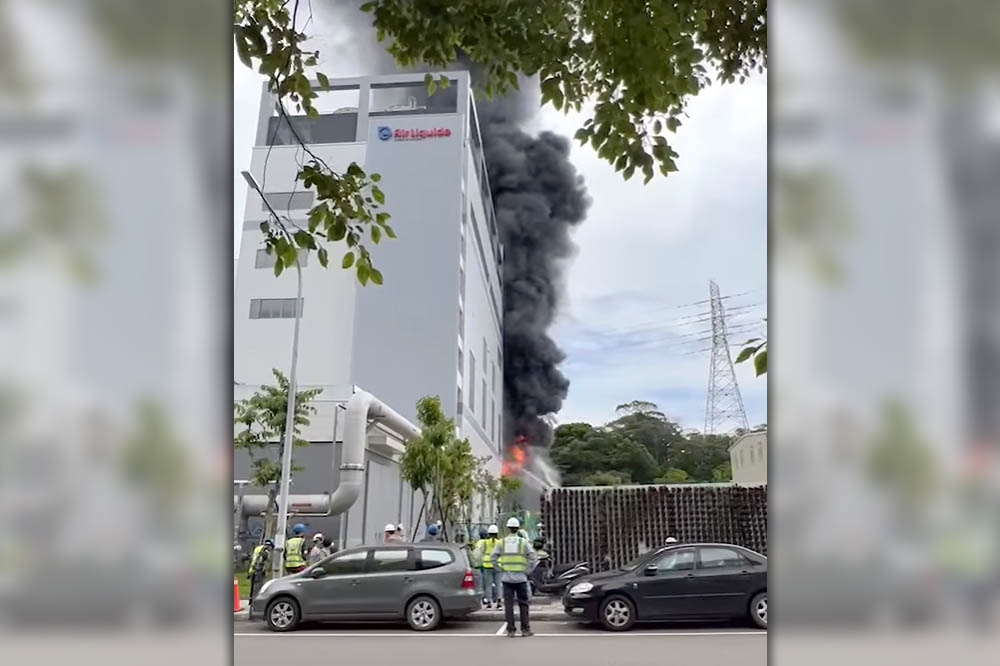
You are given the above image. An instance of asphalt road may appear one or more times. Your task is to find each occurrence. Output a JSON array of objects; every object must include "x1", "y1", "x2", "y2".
[{"x1": 234, "y1": 620, "x2": 767, "y2": 665}]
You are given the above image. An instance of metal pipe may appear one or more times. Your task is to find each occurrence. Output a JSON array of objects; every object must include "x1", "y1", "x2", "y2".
[{"x1": 233, "y1": 388, "x2": 421, "y2": 520}]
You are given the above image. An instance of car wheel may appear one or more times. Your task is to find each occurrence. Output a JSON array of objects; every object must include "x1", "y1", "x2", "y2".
[
  {"x1": 750, "y1": 592, "x2": 768, "y2": 629},
  {"x1": 406, "y1": 595, "x2": 442, "y2": 632},
  {"x1": 265, "y1": 596, "x2": 301, "y2": 632},
  {"x1": 600, "y1": 595, "x2": 636, "y2": 632}
]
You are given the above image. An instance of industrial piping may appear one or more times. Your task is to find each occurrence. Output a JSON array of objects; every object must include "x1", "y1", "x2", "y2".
[{"x1": 234, "y1": 388, "x2": 421, "y2": 518}]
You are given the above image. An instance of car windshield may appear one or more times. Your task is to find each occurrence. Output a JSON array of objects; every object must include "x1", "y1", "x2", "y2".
[{"x1": 620, "y1": 551, "x2": 657, "y2": 571}]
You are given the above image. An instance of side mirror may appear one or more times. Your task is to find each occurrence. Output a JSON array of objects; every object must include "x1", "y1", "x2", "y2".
[
  {"x1": 643, "y1": 564, "x2": 658, "y2": 576},
  {"x1": 308, "y1": 567, "x2": 326, "y2": 578}
]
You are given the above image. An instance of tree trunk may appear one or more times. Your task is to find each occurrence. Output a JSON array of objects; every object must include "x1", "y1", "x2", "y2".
[{"x1": 412, "y1": 492, "x2": 427, "y2": 542}]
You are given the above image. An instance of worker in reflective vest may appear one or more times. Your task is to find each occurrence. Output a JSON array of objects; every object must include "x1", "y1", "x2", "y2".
[
  {"x1": 477, "y1": 524, "x2": 502, "y2": 608},
  {"x1": 247, "y1": 539, "x2": 274, "y2": 620},
  {"x1": 491, "y1": 517, "x2": 537, "y2": 638},
  {"x1": 284, "y1": 524, "x2": 308, "y2": 574}
]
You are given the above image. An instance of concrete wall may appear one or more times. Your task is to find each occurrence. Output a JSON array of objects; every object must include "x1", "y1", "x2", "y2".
[{"x1": 730, "y1": 431, "x2": 768, "y2": 484}]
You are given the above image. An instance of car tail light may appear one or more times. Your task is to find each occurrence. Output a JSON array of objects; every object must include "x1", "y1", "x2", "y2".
[{"x1": 461, "y1": 569, "x2": 475, "y2": 589}]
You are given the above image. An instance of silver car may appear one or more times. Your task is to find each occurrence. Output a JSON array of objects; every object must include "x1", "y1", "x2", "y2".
[{"x1": 251, "y1": 543, "x2": 481, "y2": 631}]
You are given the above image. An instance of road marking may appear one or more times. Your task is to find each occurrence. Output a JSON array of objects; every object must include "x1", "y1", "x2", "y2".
[
  {"x1": 495, "y1": 623, "x2": 508, "y2": 636},
  {"x1": 233, "y1": 630, "x2": 766, "y2": 638}
]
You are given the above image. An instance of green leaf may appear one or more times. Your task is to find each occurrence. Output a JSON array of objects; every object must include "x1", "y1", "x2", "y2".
[
  {"x1": 371, "y1": 226, "x2": 382, "y2": 244},
  {"x1": 369, "y1": 268, "x2": 384, "y2": 285},
  {"x1": 735, "y1": 346, "x2": 755, "y2": 363},
  {"x1": 384, "y1": 225, "x2": 397, "y2": 239},
  {"x1": 342, "y1": 252, "x2": 355, "y2": 269},
  {"x1": 273, "y1": 258, "x2": 284, "y2": 277},
  {"x1": 372, "y1": 187, "x2": 385, "y2": 204},
  {"x1": 653, "y1": 119, "x2": 663, "y2": 134},
  {"x1": 316, "y1": 72, "x2": 330, "y2": 90},
  {"x1": 317, "y1": 247, "x2": 329, "y2": 268},
  {"x1": 370, "y1": 173, "x2": 382, "y2": 183},
  {"x1": 753, "y1": 349, "x2": 767, "y2": 376}
]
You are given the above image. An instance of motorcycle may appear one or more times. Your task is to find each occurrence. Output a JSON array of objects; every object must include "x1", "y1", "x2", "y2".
[{"x1": 530, "y1": 547, "x2": 591, "y2": 595}]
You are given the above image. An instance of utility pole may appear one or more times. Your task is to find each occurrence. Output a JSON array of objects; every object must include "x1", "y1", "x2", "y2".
[
  {"x1": 241, "y1": 170, "x2": 303, "y2": 578},
  {"x1": 704, "y1": 280, "x2": 749, "y2": 435}
]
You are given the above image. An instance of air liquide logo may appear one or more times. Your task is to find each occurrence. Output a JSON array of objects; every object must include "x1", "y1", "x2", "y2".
[{"x1": 376, "y1": 126, "x2": 452, "y2": 142}]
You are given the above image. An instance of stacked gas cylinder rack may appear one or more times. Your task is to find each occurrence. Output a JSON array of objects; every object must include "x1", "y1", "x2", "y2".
[{"x1": 541, "y1": 484, "x2": 767, "y2": 571}]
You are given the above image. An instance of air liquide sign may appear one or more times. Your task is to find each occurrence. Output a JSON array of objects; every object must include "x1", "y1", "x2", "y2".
[{"x1": 377, "y1": 125, "x2": 452, "y2": 142}]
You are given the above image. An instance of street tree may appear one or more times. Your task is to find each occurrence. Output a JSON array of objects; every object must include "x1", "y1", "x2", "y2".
[
  {"x1": 400, "y1": 395, "x2": 482, "y2": 540},
  {"x1": 234, "y1": 0, "x2": 767, "y2": 279},
  {"x1": 233, "y1": 370, "x2": 323, "y2": 536}
]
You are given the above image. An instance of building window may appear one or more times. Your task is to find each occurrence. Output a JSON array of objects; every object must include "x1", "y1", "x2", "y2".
[
  {"x1": 261, "y1": 191, "x2": 314, "y2": 211},
  {"x1": 458, "y1": 347, "x2": 463, "y2": 374},
  {"x1": 491, "y1": 400, "x2": 496, "y2": 443},
  {"x1": 458, "y1": 306, "x2": 465, "y2": 337},
  {"x1": 739, "y1": 450, "x2": 745, "y2": 468},
  {"x1": 481, "y1": 379, "x2": 487, "y2": 418},
  {"x1": 469, "y1": 353, "x2": 476, "y2": 414},
  {"x1": 249, "y1": 298, "x2": 303, "y2": 319},
  {"x1": 457, "y1": 387, "x2": 463, "y2": 416},
  {"x1": 255, "y1": 249, "x2": 307, "y2": 268},
  {"x1": 459, "y1": 265, "x2": 466, "y2": 300}
]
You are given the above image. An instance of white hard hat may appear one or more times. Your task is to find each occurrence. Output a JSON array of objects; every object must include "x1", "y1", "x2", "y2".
[
  {"x1": 487, "y1": 524, "x2": 499, "y2": 534},
  {"x1": 384, "y1": 523, "x2": 396, "y2": 532},
  {"x1": 312, "y1": 533, "x2": 324, "y2": 542},
  {"x1": 665, "y1": 536, "x2": 678, "y2": 543},
  {"x1": 506, "y1": 517, "x2": 520, "y2": 529}
]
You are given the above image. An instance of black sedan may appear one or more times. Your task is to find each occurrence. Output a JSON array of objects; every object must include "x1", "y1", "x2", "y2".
[{"x1": 562, "y1": 542, "x2": 767, "y2": 631}]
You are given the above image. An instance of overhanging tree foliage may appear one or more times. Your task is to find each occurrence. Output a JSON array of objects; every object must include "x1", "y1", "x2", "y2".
[
  {"x1": 235, "y1": 0, "x2": 767, "y2": 278},
  {"x1": 363, "y1": 0, "x2": 767, "y2": 182}
]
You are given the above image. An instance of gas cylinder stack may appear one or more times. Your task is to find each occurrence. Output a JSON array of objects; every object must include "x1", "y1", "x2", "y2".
[{"x1": 542, "y1": 484, "x2": 767, "y2": 571}]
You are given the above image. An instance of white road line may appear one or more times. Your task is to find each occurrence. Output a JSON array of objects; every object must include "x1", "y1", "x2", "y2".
[
  {"x1": 233, "y1": 630, "x2": 765, "y2": 638},
  {"x1": 495, "y1": 623, "x2": 508, "y2": 636}
]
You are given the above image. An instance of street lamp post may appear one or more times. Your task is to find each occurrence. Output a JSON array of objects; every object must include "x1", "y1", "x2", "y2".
[{"x1": 241, "y1": 170, "x2": 303, "y2": 578}]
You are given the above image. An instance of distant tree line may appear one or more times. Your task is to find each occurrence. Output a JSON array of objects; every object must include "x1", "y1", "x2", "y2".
[{"x1": 552, "y1": 400, "x2": 766, "y2": 486}]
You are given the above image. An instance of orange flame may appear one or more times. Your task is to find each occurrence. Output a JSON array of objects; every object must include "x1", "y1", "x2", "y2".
[{"x1": 502, "y1": 436, "x2": 529, "y2": 477}]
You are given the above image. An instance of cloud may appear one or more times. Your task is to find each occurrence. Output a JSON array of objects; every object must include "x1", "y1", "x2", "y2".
[{"x1": 543, "y1": 75, "x2": 768, "y2": 430}]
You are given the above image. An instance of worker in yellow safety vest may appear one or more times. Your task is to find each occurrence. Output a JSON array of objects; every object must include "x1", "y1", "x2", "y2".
[
  {"x1": 477, "y1": 524, "x2": 502, "y2": 608},
  {"x1": 284, "y1": 524, "x2": 308, "y2": 574},
  {"x1": 491, "y1": 517, "x2": 537, "y2": 638}
]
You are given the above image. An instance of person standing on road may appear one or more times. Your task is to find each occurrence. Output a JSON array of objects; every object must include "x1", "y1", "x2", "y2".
[
  {"x1": 491, "y1": 517, "x2": 537, "y2": 638},
  {"x1": 284, "y1": 524, "x2": 308, "y2": 574},
  {"x1": 247, "y1": 538, "x2": 274, "y2": 618},
  {"x1": 478, "y1": 524, "x2": 502, "y2": 608},
  {"x1": 384, "y1": 523, "x2": 405, "y2": 543}
]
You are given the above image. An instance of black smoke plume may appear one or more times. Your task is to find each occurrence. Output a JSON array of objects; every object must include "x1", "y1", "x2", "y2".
[
  {"x1": 478, "y1": 99, "x2": 590, "y2": 450},
  {"x1": 313, "y1": 2, "x2": 591, "y2": 454}
]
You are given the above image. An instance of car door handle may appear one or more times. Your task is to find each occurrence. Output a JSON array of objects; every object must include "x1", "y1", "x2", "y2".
[
  {"x1": 685, "y1": 574, "x2": 695, "y2": 579},
  {"x1": 401, "y1": 577, "x2": 413, "y2": 583},
  {"x1": 740, "y1": 570, "x2": 750, "y2": 575},
  {"x1": 350, "y1": 579, "x2": 360, "y2": 586}
]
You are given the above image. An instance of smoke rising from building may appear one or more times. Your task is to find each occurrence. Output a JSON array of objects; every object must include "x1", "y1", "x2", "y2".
[{"x1": 315, "y1": 1, "x2": 591, "y2": 461}]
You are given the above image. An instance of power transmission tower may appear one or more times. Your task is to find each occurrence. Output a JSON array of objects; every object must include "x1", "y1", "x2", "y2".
[{"x1": 704, "y1": 280, "x2": 749, "y2": 434}]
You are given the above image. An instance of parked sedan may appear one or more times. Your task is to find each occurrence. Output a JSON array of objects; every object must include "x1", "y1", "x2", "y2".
[
  {"x1": 563, "y1": 542, "x2": 767, "y2": 631},
  {"x1": 251, "y1": 543, "x2": 481, "y2": 632}
]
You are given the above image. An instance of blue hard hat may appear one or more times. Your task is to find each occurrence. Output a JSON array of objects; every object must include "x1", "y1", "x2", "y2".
[
  {"x1": 292, "y1": 524, "x2": 306, "y2": 535},
  {"x1": 427, "y1": 524, "x2": 439, "y2": 535}
]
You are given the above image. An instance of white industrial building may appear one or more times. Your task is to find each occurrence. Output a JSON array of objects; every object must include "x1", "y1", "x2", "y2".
[
  {"x1": 234, "y1": 71, "x2": 504, "y2": 549},
  {"x1": 730, "y1": 430, "x2": 767, "y2": 484}
]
